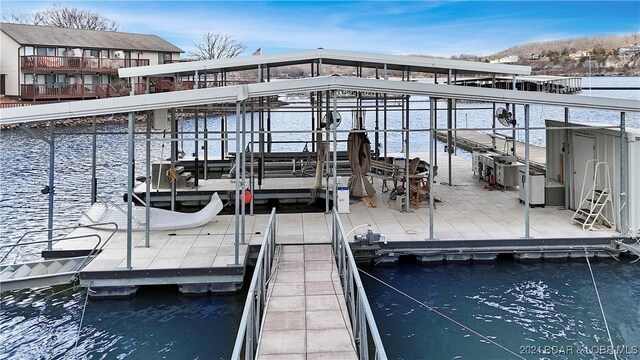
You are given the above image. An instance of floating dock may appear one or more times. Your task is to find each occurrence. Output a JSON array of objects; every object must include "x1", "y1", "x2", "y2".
[{"x1": 436, "y1": 129, "x2": 546, "y2": 171}]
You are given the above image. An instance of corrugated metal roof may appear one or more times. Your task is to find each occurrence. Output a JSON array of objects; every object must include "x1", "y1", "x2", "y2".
[
  {"x1": 2, "y1": 76, "x2": 637, "y2": 126},
  {"x1": 118, "y1": 48, "x2": 531, "y2": 78},
  {"x1": 0, "y1": 22, "x2": 183, "y2": 53}
]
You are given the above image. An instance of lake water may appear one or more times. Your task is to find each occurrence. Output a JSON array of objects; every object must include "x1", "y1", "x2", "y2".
[
  {"x1": 1, "y1": 77, "x2": 638, "y2": 359},
  {"x1": 361, "y1": 259, "x2": 640, "y2": 360}
]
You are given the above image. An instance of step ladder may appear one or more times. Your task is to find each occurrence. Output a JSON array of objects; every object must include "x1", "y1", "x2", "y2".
[
  {"x1": 0, "y1": 257, "x2": 88, "y2": 292},
  {"x1": 571, "y1": 160, "x2": 615, "y2": 230}
]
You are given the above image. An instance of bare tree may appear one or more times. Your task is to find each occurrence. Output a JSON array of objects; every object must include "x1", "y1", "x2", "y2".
[
  {"x1": 189, "y1": 33, "x2": 246, "y2": 60},
  {"x1": 2, "y1": 5, "x2": 119, "y2": 31}
]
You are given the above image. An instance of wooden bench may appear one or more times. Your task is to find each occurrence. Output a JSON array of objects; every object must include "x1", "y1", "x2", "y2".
[{"x1": 368, "y1": 159, "x2": 401, "y2": 193}]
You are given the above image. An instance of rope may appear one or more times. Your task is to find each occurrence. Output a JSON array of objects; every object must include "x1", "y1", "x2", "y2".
[
  {"x1": 358, "y1": 268, "x2": 526, "y2": 360},
  {"x1": 166, "y1": 167, "x2": 179, "y2": 182},
  {"x1": 584, "y1": 249, "x2": 618, "y2": 360},
  {"x1": 73, "y1": 282, "x2": 92, "y2": 356}
]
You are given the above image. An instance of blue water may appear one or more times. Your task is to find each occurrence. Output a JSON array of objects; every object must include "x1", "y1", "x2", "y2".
[
  {"x1": 361, "y1": 260, "x2": 640, "y2": 360},
  {"x1": 1, "y1": 76, "x2": 638, "y2": 358},
  {"x1": 0, "y1": 285, "x2": 245, "y2": 359}
]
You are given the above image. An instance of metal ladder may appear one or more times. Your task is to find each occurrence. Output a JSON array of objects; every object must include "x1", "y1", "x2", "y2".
[
  {"x1": 0, "y1": 223, "x2": 117, "y2": 292},
  {"x1": 571, "y1": 160, "x2": 615, "y2": 230}
]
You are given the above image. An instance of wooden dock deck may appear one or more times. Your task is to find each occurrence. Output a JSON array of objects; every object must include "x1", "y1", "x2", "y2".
[
  {"x1": 256, "y1": 244, "x2": 357, "y2": 359},
  {"x1": 436, "y1": 130, "x2": 547, "y2": 171}
]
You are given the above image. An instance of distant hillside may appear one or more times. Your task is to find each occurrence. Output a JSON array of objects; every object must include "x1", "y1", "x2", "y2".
[
  {"x1": 486, "y1": 33, "x2": 640, "y2": 76},
  {"x1": 491, "y1": 33, "x2": 640, "y2": 58}
]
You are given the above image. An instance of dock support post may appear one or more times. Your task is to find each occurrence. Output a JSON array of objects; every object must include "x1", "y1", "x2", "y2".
[
  {"x1": 250, "y1": 102, "x2": 255, "y2": 216},
  {"x1": 145, "y1": 113, "x2": 151, "y2": 247},
  {"x1": 47, "y1": 119, "x2": 55, "y2": 249},
  {"x1": 241, "y1": 102, "x2": 247, "y2": 244},
  {"x1": 126, "y1": 111, "x2": 134, "y2": 269},
  {"x1": 325, "y1": 90, "x2": 330, "y2": 212},
  {"x1": 524, "y1": 104, "x2": 531, "y2": 239},
  {"x1": 194, "y1": 109, "x2": 199, "y2": 188},
  {"x1": 383, "y1": 64, "x2": 388, "y2": 159},
  {"x1": 404, "y1": 94, "x2": 410, "y2": 213},
  {"x1": 235, "y1": 101, "x2": 241, "y2": 265},
  {"x1": 620, "y1": 112, "x2": 627, "y2": 236},
  {"x1": 375, "y1": 67, "x2": 380, "y2": 159},
  {"x1": 171, "y1": 108, "x2": 177, "y2": 211},
  {"x1": 333, "y1": 91, "x2": 340, "y2": 208},
  {"x1": 563, "y1": 108, "x2": 570, "y2": 208},
  {"x1": 203, "y1": 109, "x2": 208, "y2": 180},
  {"x1": 446, "y1": 70, "x2": 453, "y2": 186},
  {"x1": 433, "y1": 95, "x2": 438, "y2": 169},
  {"x1": 492, "y1": 75, "x2": 496, "y2": 150},
  {"x1": 429, "y1": 98, "x2": 435, "y2": 241},
  {"x1": 447, "y1": 97, "x2": 453, "y2": 187},
  {"x1": 91, "y1": 116, "x2": 97, "y2": 204}
]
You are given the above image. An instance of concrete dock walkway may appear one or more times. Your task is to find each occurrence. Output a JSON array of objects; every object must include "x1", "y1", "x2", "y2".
[{"x1": 256, "y1": 244, "x2": 357, "y2": 359}]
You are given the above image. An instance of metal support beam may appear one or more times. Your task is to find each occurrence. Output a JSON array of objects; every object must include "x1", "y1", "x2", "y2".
[
  {"x1": 447, "y1": 98, "x2": 453, "y2": 187},
  {"x1": 145, "y1": 112, "x2": 151, "y2": 247},
  {"x1": 203, "y1": 109, "x2": 208, "y2": 180},
  {"x1": 194, "y1": 109, "x2": 199, "y2": 188},
  {"x1": 47, "y1": 120, "x2": 55, "y2": 249},
  {"x1": 90, "y1": 116, "x2": 97, "y2": 204},
  {"x1": 429, "y1": 98, "x2": 435, "y2": 241},
  {"x1": 524, "y1": 104, "x2": 531, "y2": 238},
  {"x1": 170, "y1": 108, "x2": 177, "y2": 211},
  {"x1": 563, "y1": 107, "x2": 570, "y2": 208},
  {"x1": 235, "y1": 101, "x2": 241, "y2": 265},
  {"x1": 250, "y1": 101, "x2": 255, "y2": 215},
  {"x1": 126, "y1": 111, "x2": 134, "y2": 269},
  {"x1": 620, "y1": 111, "x2": 627, "y2": 236},
  {"x1": 241, "y1": 101, "x2": 247, "y2": 244},
  {"x1": 404, "y1": 94, "x2": 410, "y2": 213},
  {"x1": 333, "y1": 91, "x2": 338, "y2": 209}
]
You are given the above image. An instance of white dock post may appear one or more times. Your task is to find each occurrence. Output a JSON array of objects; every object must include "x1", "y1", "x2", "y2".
[
  {"x1": 524, "y1": 104, "x2": 531, "y2": 239},
  {"x1": 333, "y1": 90, "x2": 338, "y2": 209},
  {"x1": 241, "y1": 101, "x2": 247, "y2": 244},
  {"x1": 47, "y1": 119, "x2": 55, "y2": 250},
  {"x1": 91, "y1": 116, "x2": 97, "y2": 204},
  {"x1": 235, "y1": 101, "x2": 241, "y2": 265},
  {"x1": 429, "y1": 97, "x2": 435, "y2": 241},
  {"x1": 126, "y1": 111, "x2": 134, "y2": 269},
  {"x1": 145, "y1": 112, "x2": 151, "y2": 247},
  {"x1": 563, "y1": 107, "x2": 570, "y2": 209},
  {"x1": 620, "y1": 111, "x2": 627, "y2": 236}
]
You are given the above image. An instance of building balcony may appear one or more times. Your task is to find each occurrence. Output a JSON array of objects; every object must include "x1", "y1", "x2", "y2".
[
  {"x1": 20, "y1": 83, "x2": 146, "y2": 100},
  {"x1": 20, "y1": 56, "x2": 150, "y2": 73}
]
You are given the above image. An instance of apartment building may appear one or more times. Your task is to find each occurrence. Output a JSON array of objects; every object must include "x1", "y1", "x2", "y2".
[{"x1": 0, "y1": 22, "x2": 182, "y2": 101}]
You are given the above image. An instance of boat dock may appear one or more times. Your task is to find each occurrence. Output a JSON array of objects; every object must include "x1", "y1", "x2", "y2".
[
  {"x1": 50, "y1": 151, "x2": 623, "y2": 298},
  {"x1": 1, "y1": 48, "x2": 638, "y2": 359},
  {"x1": 436, "y1": 129, "x2": 547, "y2": 171}
]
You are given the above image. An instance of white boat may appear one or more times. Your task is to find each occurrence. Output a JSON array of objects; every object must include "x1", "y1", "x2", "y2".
[{"x1": 79, "y1": 193, "x2": 223, "y2": 231}]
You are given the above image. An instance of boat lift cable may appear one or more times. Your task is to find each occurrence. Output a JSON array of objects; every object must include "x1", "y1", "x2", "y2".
[
  {"x1": 358, "y1": 268, "x2": 526, "y2": 360},
  {"x1": 584, "y1": 248, "x2": 618, "y2": 360}
]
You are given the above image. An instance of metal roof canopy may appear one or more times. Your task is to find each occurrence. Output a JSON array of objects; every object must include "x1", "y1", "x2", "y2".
[
  {"x1": 1, "y1": 76, "x2": 638, "y2": 125},
  {"x1": 118, "y1": 49, "x2": 531, "y2": 78}
]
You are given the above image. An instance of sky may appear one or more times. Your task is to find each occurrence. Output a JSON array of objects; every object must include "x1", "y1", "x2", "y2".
[{"x1": 2, "y1": 1, "x2": 639, "y2": 57}]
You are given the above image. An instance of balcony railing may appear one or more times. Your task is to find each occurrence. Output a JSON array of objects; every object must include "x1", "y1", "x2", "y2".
[
  {"x1": 20, "y1": 83, "x2": 146, "y2": 100},
  {"x1": 20, "y1": 56, "x2": 150, "y2": 72}
]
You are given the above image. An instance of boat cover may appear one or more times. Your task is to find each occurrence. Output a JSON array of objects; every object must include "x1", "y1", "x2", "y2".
[{"x1": 78, "y1": 193, "x2": 224, "y2": 231}]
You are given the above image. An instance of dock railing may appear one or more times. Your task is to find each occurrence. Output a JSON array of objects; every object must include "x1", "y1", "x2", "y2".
[
  {"x1": 332, "y1": 209, "x2": 387, "y2": 360},
  {"x1": 231, "y1": 208, "x2": 277, "y2": 360}
]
